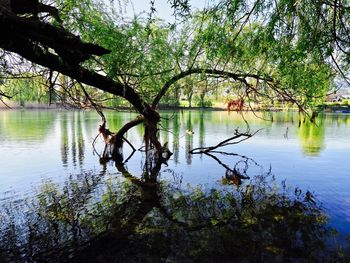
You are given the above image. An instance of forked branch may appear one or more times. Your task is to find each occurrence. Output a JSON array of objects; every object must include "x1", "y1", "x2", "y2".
[{"x1": 189, "y1": 128, "x2": 262, "y2": 154}]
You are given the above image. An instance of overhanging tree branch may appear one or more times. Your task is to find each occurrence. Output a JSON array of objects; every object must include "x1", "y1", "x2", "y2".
[
  {"x1": 0, "y1": 90, "x2": 12, "y2": 99},
  {"x1": 151, "y1": 68, "x2": 274, "y2": 107},
  {"x1": 0, "y1": 8, "x2": 159, "y2": 122}
]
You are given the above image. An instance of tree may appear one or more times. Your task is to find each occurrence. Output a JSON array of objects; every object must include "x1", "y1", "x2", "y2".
[
  {"x1": 0, "y1": 0, "x2": 344, "y2": 164},
  {"x1": 0, "y1": 0, "x2": 164, "y2": 159}
]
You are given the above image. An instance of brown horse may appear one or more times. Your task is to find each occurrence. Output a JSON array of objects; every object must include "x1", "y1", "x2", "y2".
[{"x1": 226, "y1": 98, "x2": 244, "y2": 112}]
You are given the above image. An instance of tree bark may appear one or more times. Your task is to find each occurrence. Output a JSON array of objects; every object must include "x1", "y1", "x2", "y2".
[{"x1": 0, "y1": 8, "x2": 160, "y2": 122}]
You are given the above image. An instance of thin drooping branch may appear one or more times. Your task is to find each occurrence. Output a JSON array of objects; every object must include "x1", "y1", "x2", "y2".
[
  {"x1": 231, "y1": 0, "x2": 260, "y2": 43},
  {"x1": 80, "y1": 78, "x2": 140, "y2": 159},
  {"x1": 0, "y1": 96, "x2": 11, "y2": 108},
  {"x1": 151, "y1": 68, "x2": 274, "y2": 108},
  {"x1": 82, "y1": 83, "x2": 139, "y2": 154},
  {"x1": 92, "y1": 114, "x2": 143, "y2": 163},
  {"x1": 331, "y1": 53, "x2": 350, "y2": 87},
  {"x1": 79, "y1": 81, "x2": 106, "y2": 123},
  {"x1": 0, "y1": 90, "x2": 12, "y2": 99},
  {"x1": 80, "y1": 81, "x2": 118, "y2": 156}
]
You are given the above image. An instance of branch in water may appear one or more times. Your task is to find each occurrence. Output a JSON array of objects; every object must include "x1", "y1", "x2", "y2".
[
  {"x1": 189, "y1": 129, "x2": 263, "y2": 183},
  {"x1": 189, "y1": 129, "x2": 262, "y2": 154}
]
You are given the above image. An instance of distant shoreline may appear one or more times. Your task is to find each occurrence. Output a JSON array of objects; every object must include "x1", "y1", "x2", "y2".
[{"x1": 1, "y1": 101, "x2": 350, "y2": 113}]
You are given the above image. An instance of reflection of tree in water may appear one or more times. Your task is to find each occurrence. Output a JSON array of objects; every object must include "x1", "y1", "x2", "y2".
[
  {"x1": 60, "y1": 112, "x2": 86, "y2": 167},
  {"x1": 298, "y1": 117, "x2": 325, "y2": 156},
  {"x1": 172, "y1": 113, "x2": 180, "y2": 164},
  {"x1": 0, "y1": 110, "x2": 56, "y2": 142},
  {"x1": 106, "y1": 112, "x2": 123, "y2": 132},
  {"x1": 160, "y1": 115, "x2": 170, "y2": 149},
  {"x1": 71, "y1": 112, "x2": 77, "y2": 166},
  {"x1": 185, "y1": 111, "x2": 193, "y2": 165},
  {"x1": 0, "y1": 159, "x2": 348, "y2": 262},
  {"x1": 60, "y1": 113, "x2": 69, "y2": 166},
  {"x1": 76, "y1": 113, "x2": 85, "y2": 167},
  {"x1": 10, "y1": 111, "x2": 347, "y2": 262},
  {"x1": 324, "y1": 113, "x2": 350, "y2": 127},
  {"x1": 199, "y1": 111, "x2": 205, "y2": 149}
]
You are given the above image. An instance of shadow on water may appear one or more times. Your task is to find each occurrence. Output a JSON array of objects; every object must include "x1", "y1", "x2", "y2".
[{"x1": 0, "y1": 154, "x2": 349, "y2": 262}]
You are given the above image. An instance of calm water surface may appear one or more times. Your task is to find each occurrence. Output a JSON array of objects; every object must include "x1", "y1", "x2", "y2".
[{"x1": 0, "y1": 109, "x2": 349, "y2": 235}]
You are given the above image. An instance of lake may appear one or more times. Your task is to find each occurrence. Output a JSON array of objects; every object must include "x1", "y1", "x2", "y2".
[{"x1": 0, "y1": 109, "x2": 349, "y2": 260}]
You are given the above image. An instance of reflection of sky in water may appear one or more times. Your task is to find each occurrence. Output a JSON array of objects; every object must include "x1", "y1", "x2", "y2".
[{"x1": 0, "y1": 110, "x2": 349, "y2": 234}]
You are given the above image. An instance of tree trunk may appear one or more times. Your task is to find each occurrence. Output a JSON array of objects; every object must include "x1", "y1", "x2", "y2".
[
  {"x1": 0, "y1": 8, "x2": 160, "y2": 121},
  {"x1": 108, "y1": 113, "x2": 165, "y2": 163},
  {"x1": 188, "y1": 93, "x2": 193, "y2": 108},
  {"x1": 200, "y1": 93, "x2": 205, "y2": 107}
]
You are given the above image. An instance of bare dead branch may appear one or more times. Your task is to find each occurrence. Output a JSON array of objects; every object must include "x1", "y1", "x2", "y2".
[{"x1": 189, "y1": 129, "x2": 262, "y2": 154}]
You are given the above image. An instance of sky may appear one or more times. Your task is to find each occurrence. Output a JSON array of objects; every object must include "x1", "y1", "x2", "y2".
[{"x1": 120, "y1": 0, "x2": 217, "y2": 23}]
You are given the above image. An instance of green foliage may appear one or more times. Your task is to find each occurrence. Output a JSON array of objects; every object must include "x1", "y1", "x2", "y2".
[
  {"x1": 51, "y1": 0, "x2": 335, "y2": 110},
  {"x1": 1, "y1": 76, "x2": 52, "y2": 105},
  {"x1": 4, "y1": 0, "x2": 346, "y2": 109},
  {"x1": 193, "y1": 95, "x2": 212, "y2": 107},
  {"x1": 55, "y1": 0, "x2": 181, "y2": 104}
]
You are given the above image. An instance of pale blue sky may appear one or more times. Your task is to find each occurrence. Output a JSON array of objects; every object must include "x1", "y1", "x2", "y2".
[{"x1": 122, "y1": 0, "x2": 216, "y2": 22}]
